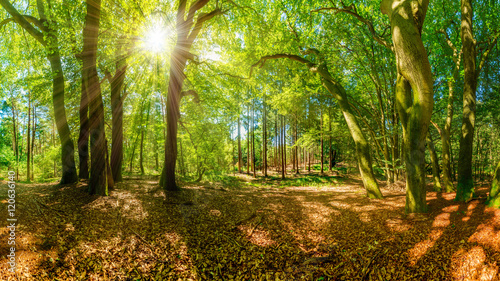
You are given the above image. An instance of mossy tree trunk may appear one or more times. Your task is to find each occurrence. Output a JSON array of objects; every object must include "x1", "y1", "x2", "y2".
[
  {"x1": 455, "y1": 0, "x2": 477, "y2": 202},
  {"x1": 381, "y1": 0, "x2": 434, "y2": 213}
]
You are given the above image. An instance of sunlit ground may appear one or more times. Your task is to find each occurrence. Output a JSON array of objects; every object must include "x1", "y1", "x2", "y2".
[{"x1": 1, "y1": 173, "x2": 499, "y2": 280}]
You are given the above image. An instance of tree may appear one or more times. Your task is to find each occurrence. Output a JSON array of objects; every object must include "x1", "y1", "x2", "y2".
[
  {"x1": 381, "y1": 0, "x2": 434, "y2": 213},
  {"x1": 253, "y1": 51, "x2": 384, "y2": 199},
  {"x1": 161, "y1": 0, "x2": 222, "y2": 191},
  {"x1": 0, "y1": 0, "x2": 78, "y2": 184},
  {"x1": 82, "y1": 0, "x2": 108, "y2": 195}
]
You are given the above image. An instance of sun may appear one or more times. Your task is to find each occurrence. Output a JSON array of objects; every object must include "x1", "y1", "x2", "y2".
[
  {"x1": 142, "y1": 16, "x2": 174, "y2": 54},
  {"x1": 144, "y1": 25, "x2": 169, "y2": 53}
]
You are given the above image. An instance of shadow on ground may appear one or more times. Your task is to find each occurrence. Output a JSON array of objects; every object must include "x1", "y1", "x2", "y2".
[{"x1": 1, "y1": 173, "x2": 499, "y2": 280}]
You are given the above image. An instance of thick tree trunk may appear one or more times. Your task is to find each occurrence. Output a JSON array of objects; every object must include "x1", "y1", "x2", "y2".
[
  {"x1": 427, "y1": 133, "x2": 442, "y2": 192},
  {"x1": 83, "y1": 0, "x2": 107, "y2": 195},
  {"x1": 162, "y1": 48, "x2": 185, "y2": 191},
  {"x1": 456, "y1": 0, "x2": 477, "y2": 202},
  {"x1": 382, "y1": 0, "x2": 433, "y2": 212}
]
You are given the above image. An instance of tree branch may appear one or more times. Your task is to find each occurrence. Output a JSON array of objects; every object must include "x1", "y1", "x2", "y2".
[
  {"x1": 180, "y1": 90, "x2": 200, "y2": 103},
  {"x1": 186, "y1": 8, "x2": 222, "y2": 46},
  {"x1": 311, "y1": 5, "x2": 392, "y2": 51},
  {"x1": 477, "y1": 31, "x2": 500, "y2": 76},
  {"x1": 0, "y1": 0, "x2": 45, "y2": 45}
]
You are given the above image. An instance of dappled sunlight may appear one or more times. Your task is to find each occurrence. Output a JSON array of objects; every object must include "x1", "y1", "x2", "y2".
[
  {"x1": 442, "y1": 205, "x2": 460, "y2": 212},
  {"x1": 469, "y1": 224, "x2": 500, "y2": 251},
  {"x1": 432, "y1": 213, "x2": 451, "y2": 227},
  {"x1": 451, "y1": 246, "x2": 498, "y2": 280},
  {"x1": 238, "y1": 224, "x2": 276, "y2": 247},
  {"x1": 408, "y1": 229, "x2": 443, "y2": 265}
]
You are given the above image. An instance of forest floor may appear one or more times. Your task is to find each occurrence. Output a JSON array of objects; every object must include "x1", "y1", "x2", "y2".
[{"x1": 1, "y1": 170, "x2": 500, "y2": 280}]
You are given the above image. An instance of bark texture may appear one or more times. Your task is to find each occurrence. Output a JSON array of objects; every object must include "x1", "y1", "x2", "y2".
[
  {"x1": 83, "y1": 0, "x2": 107, "y2": 195},
  {"x1": 456, "y1": 0, "x2": 477, "y2": 202},
  {"x1": 382, "y1": 0, "x2": 433, "y2": 213},
  {"x1": 161, "y1": 0, "x2": 221, "y2": 191}
]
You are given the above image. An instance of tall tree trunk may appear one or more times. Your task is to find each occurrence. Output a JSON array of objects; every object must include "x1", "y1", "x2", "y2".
[
  {"x1": 456, "y1": 0, "x2": 477, "y2": 202},
  {"x1": 439, "y1": 31, "x2": 461, "y2": 192},
  {"x1": 10, "y1": 93, "x2": 18, "y2": 180},
  {"x1": 31, "y1": 105, "x2": 36, "y2": 180},
  {"x1": 238, "y1": 116, "x2": 242, "y2": 173},
  {"x1": 52, "y1": 121, "x2": 56, "y2": 178},
  {"x1": 247, "y1": 105, "x2": 250, "y2": 174},
  {"x1": 78, "y1": 60, "x2": 90, "y2": 180},
  {"x1": 295, "y1": 118, "x2": 299, "y2": 174},
  {"x1": 140, "y1": 130, "x2": 145, "y2": 175},
  {"x1": 161, "y1": 0, "x2": 221, "y2": 191},
  {"x1": 27, "y1": 92, "x2": 31, "y2": 182},
  {"x1": 320, "y1": 108, "x2": 324, "y2": 174},
  {"x1": 281, "y1": 115, "x2": 285, "y2": 179},
  {"x1": 329, "y1": 116, "x2": 333, "y2": 171},
  {"x1": 275, "y1": 114, "x2": 278, "y2": 171},
  {"x1": 110, "y1": 44, "x2": 127, "y2": 183},
  {"x1": 48, "y1": 48, "x2": 79, "y2": 184},
  {"x1": 427, "y1": 132, "x2": 442, "y2": 192},
  {"x1": 283, "y1": 116, "x2": 286, "y2": 175},
  {"x1": 381, "y1": 0, "x2": 433, "y2": 212},
  {"x1": 83, "y1": 0, "x2": 107, "y2": 195},
  {"x1": 252, "y1": 100, "x2": 256, "y2": 177},
  {"x1": 263, "y1": 98, "x2": 267, "y2": 177}
]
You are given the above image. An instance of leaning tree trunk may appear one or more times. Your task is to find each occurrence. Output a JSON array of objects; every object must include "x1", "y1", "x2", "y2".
[
  {"x1": 381, "y1": 0, "x2": 434, "y2": 213},
  {"x1": 253, "y1": 53, "x2": 384, "y2": 199},
  {"x1": 456, "y1": 0, "x2": 477, "y2": 202},
  {"x1": 319, "y1": 72, "x2": 383, "y2": 199},
  {"x1": 48, "y1": 49, "x2": 79, "y2": 185},
  {"x1": 83, "y1": 0, "x2": 107, "y2": 195}
]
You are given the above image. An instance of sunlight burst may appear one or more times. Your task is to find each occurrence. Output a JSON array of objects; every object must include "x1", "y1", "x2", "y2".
[{"x1": 144, "y1": 25, "x2": 170, "y2": 53}]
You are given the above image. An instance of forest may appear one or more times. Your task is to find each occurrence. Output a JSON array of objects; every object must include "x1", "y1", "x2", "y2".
[{"x1": 1, "y1": 0, "x2": 500, "y2": 279}]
